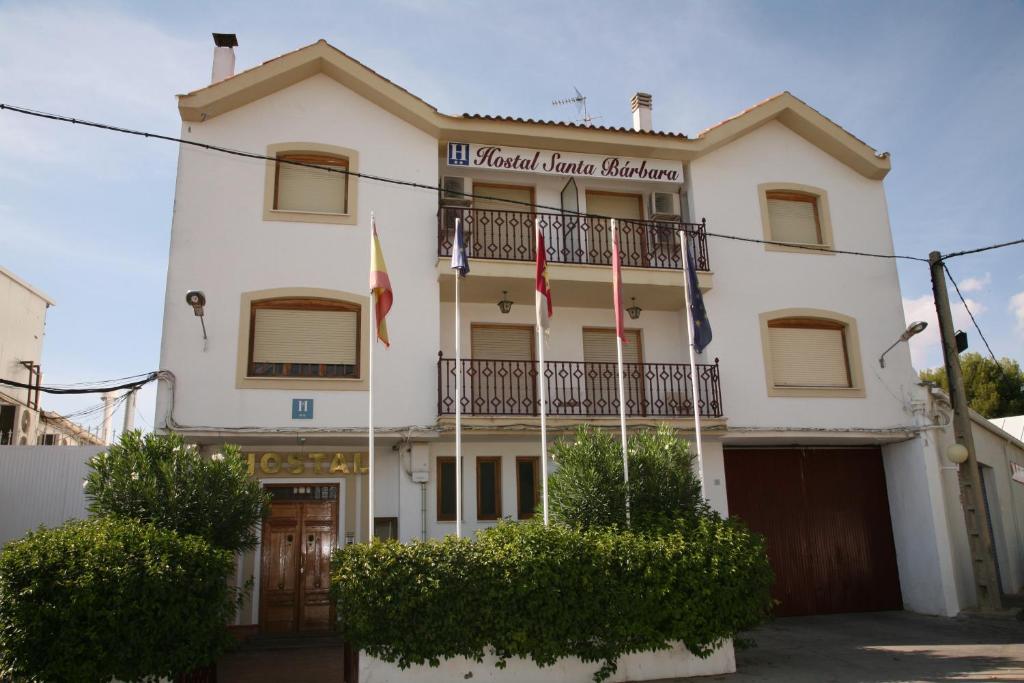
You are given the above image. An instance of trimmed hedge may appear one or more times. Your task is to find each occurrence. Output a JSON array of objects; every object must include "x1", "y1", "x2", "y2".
[
  {"x1": 332, "y1": 518, "x2": 772, "y2": 682},
  {"x1": 0, "y1": 518, "x2": 236, "y2": 682}
]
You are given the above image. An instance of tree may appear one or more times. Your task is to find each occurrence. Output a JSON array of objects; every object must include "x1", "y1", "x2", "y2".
[
  {"x1": 548, "y1": 425, "x2": 709, "y2": 533},
  {"x1": 84, "y1": 430, "x2": 269, "y2": 553},
  {"x1": 920, "y1": 353, "x2": 1024, "y2": 419}
]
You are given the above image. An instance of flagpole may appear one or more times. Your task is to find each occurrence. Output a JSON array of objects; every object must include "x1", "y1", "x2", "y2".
[
  {"x1": 612, "y1": 219, "x2": 630, "y2": 525},
  {"x1": 368, "y1": 213, "x2": 376, "y2": 541},
  {"x1": 536, "y1": 221, "x2": 549, "y2": 526},
  {"x1": 680, "y1": 228, "x2": 706, "y2": 500},
  {"x1": 454, "y1": 265, "x2": 463, "y2": 538}
]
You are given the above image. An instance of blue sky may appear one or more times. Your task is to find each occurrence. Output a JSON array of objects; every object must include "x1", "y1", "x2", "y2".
[{"x1": 1, "y1": 0, "x2": 1022, "y2": 433}]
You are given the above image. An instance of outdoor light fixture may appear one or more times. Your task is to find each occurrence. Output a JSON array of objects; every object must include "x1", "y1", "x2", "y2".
[
  {"x1": 626, "y1": 297, "x2": 642, "y2": 320},
  {"x1": 497, "y1": 291, "x2": 513, "y2": 314},
  {"x1": 945, "y1": 443, "x2": 969, "y2": 465},
  {"x1": 185, "y1": 290, "x2": 208, "y2": 350},
  {"x1": 878, "y1": 320, "x2": 928, "y2": 367}
]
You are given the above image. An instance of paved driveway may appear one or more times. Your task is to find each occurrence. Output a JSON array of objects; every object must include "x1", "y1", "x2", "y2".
[{"x1": 718, "y1": 611, "x2": 1024, "y2": 682}]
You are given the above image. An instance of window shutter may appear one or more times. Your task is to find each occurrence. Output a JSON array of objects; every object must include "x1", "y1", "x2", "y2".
[
  {"x1": 472, "y1": 326, "x2": 533, "y2": 360},
  {"x1": 582, "y1": 329, "x2": 641, "y2": 364},
  {"x1": 252, "y1": 309, "x2": 358, "y2": 365},
  {"x1": 276, "y1": 157, "x2": 348, "y2": 214},
  {"x1": 767, "y1": 196, "x2": 820, "y2": 244},
  {"x1": 768, "y1": 326, "x2": 850, "y2": 387}
]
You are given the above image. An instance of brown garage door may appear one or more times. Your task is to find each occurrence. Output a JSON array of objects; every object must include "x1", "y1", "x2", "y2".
[{"x1": 724, "y1": 447, "x2": 902, "y2": 616}]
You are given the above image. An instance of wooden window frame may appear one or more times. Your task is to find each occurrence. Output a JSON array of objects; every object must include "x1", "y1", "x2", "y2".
[
  {"x1": 759, "y1": 309, "x2": 865, "y2": 398},
  {"x1": 515, "y1": 456, "x2": 540, "y2": 520},
  {"x1": 263, "y1": 142, "x2": 359, "y2": 225},
  {"x1": 273, "y1": 153, "x2": 350, "y2": 214},
  {"x1": 247, "y1": 297, "x2": 361, "y2": 380},
  {"x1": 437, "y1": 456, "x2": 457, "y2": 522},
  {"x1": 476, "y1": 456, "x2": 502, "y2": 521},
  {"x1": 757, "y1": 183, "x2": 835, "y2": 255}
]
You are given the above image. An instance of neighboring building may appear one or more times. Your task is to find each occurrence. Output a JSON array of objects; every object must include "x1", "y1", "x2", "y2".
[
  {"x1": 0, "y1": 267, "x2": 101, "y2": 447},
  {"x1": 0, "y1": 266, "x2": 52, "y2": 445},
  {"x1": 156, "y1": 37, "x2": 1021, "y2": 632},
  {"x1": 991, "y1": 415, "x2": 1024, "y2": 443}
]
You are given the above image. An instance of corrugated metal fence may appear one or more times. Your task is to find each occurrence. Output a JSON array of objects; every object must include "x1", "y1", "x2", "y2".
[{"x1": 0, "y1": 445, "x2": 105, "y2": 548}]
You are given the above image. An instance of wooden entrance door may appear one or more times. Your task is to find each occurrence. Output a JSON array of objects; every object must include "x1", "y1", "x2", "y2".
[
  {"x1": 724, "y1": 447, "x2": 902, "y2": 616},
  {"x1": 260, "y1": 485, "x2": 339, "y2": 633}
]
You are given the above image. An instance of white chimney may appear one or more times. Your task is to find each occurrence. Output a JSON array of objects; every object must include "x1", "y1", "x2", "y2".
[
  {"x1": 211, "y1": 33, "x2": 238, "y2": 84},
  {"x1": 631, "y1": 92, "x2": 653, "y2": 132}
]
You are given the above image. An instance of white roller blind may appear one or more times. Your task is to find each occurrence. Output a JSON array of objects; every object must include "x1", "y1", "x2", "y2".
[
  {"x1": 582, "y1": 329, "x2": 641, "y2": 363},
  {"x1": 276, "y1": 157, "x2": 348, "y2": 214},
  {"x1": 252, "y1": 308, "x2": 357, "y2": 365},
  {"x1": 767, "y1": 197, "x2": 820, "y2": 244},
  {"x1": 471, "y1": 326, "x2": 533, "y2": 360},
  {"x1": 768, "y1": 326, "x2": 849, "y2": 387}
]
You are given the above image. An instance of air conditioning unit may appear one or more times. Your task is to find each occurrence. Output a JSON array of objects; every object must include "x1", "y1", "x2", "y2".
[
  {"x1": 440, "y1": 176, "x2": 472, "y2": 206},
  {"x1": 14, "y1": 406, "x2": 37, "y2": 446},
  {"x1": 648, "y1": 191, "x2": 681, "y2": 221}
]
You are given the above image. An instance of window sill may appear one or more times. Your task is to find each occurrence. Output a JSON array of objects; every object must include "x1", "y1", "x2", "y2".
[
  {"x1": 263, "y1": 208, "x2": 357, "y2": 225},
  {"x1": 236, "y1": 375, "x2": 368, "y2": 391},
  {"x1": 767, "y1": 385, "x2": 865, "y2": 398},
  {"x1": 763, "y1": 241, "x2": 835, "y2": 255}
]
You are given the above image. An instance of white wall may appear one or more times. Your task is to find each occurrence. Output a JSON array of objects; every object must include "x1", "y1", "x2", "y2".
[
  {"x1": 156, "y1": 73, "x2": 439, "y2": 432},
  {"x1": 689, "y1": 121, "x2": 919, "y2": 432},
  {"x1": 0, "y1": 446, "x2": 102, "y2": 547}
]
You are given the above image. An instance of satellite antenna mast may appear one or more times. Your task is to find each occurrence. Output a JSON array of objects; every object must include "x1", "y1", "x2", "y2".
[{"x1": 552, "y1": 87, "x2": 602, "y2": 126}]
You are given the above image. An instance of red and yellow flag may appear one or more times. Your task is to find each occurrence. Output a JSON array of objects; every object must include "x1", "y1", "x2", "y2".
[{"x1": 369, "y1": 217, "x2": 393, "y2": 346}]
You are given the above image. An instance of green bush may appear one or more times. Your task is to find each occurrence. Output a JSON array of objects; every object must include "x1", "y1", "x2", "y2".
[
  {"x1": 332, "y1": 518, "x2": 773, "y2": 682},
  {"x1": 85, "y1": 430, "x2": 269, "y2": 552},
  {"x1": 0, "y1": 517, "x2": 235, "y2": 682},
  {"x1": 549, "y1": 425, "x2": 709, "y2": 532}
]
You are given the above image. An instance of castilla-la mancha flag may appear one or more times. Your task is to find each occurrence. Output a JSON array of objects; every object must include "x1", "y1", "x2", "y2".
[
  {"x1": 369, "y1": 217, "x2": 394, "y2": 346},
  {"x1": 536, "y1": 222, "x2": 553, "y2": 336},
  {"x1": 611, "y1": 220, "x2": 626, "y2": 343}
]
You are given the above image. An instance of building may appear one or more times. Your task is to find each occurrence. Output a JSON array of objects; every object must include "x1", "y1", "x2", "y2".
[{"x1": 156, "y1": 37, "x2": 1021, "y2": 633}]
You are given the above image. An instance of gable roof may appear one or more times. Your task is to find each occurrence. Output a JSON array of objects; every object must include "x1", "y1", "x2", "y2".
[{"x1": 178, "y1": 40, "x2": 891, "y2": 180}]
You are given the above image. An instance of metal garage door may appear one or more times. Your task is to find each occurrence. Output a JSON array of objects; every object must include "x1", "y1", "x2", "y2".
[{"x1": 724, "y1": 447, "x2": 902, "y2": 616}]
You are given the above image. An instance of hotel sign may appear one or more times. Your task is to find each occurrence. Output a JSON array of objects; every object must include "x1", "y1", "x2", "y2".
[
  {"x1": 245, "y1": 452, "x2": 368, "y2": 477},
  {"x1": 446, "y1": 142, "x2": 683, "y2": 183}
]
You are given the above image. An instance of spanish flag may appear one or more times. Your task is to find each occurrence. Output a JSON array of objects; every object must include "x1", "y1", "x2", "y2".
[{"x1": 369, "y1": 216, "x2": 393, "y2": 346}]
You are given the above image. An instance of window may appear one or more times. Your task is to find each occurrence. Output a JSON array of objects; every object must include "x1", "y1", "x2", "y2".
[
  {"x1": 248, "y1": 298, "x2": 359, "y2": 379},
  {"x1": 263, "y1": 143, "x2": 359, "y2": 225},
  {"x1": 516, "y1": 456, "x2": 540, "y2": 519},
  {"x1": 582, "y1": 328, "x2": 643, "y2": 414},
  {"x1": 476, "y1": 457, "x2": 502, "y2": 520},
  {"x1": 373, "y1": 517, "x2": 398, "y2": 541},
  {"x1": 760, "y1": 310, "x2": 864, "y2": 398},
  {"x1": 758, "y1": 183, "x2": 834, "y2": 253},
  {"x1": 274, "y1": 153, "x2": 349, "y2": 214},
  {"x1": 437, "y1": 457, "x2": 457, "y2": 522}
]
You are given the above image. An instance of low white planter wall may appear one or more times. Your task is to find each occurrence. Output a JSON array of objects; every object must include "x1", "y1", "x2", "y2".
[{"x1": 360, "y1": 639, "x2": 735, "y2": 682}]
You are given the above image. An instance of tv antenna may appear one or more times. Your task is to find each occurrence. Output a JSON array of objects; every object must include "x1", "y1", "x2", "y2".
[{"x1": 552, "y1": 87, "x2": 602, "y2": 126}]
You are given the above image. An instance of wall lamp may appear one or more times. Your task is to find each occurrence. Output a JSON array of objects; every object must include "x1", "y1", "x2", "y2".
[
  {"x1": 878, "y1": 320, "x2": 928, "y2": 367},
  {"x1": 626, "y1": 297, "x2": 642, "y2": 320},
  {"x1": 185, "y1": 290, "x2": 208, "y2": 351},
  {"x1": 497, "y1": 291, "x2": 513, "y2": 314}
]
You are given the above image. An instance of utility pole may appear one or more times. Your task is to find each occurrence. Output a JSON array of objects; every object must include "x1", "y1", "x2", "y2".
[{"x1": 929, "y1": 251, "x2": 1002, "y2": 610}]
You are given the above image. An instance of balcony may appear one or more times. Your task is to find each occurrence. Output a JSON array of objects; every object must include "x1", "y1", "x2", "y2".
[
  {"x1": 437, "y1": 207, "x2": 710, "y2": 271},
  {"x1": 437, "y1": 357, "x2": 723, "y2": 419}
]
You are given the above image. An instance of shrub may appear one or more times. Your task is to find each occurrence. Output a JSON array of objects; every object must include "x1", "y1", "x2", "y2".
[
  {"x1": 0, "y1": 517, "x2": 235, "y2": 682},
  {"x1": 85, "y1": 430, "x2": 269, "y2": 552},
  {"x1": 549, "y1": 425, "x2": 708, "y2": 533},
  {"x1": 332, "y1": 518, "x2": 773, "y2": 682}
]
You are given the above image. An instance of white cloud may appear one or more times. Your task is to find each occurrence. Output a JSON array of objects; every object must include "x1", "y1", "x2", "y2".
[
  {"x1": 958, "y1": 273, "x2": 991, "y2": 293},
  {"x1": 902, "y1": 293, "x2": 988, "y2": 370},
  {"x1": 1010, "y1": 291, "x2": 1024, "y2": 337}
]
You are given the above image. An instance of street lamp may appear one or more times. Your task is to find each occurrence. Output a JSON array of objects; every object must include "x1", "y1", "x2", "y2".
[
  {"x1": 878, "y1": 320, "x2": 928, "y2": 367},
  {"x1": 497, "y1": 291, "x2": 513, "y2": 314}
]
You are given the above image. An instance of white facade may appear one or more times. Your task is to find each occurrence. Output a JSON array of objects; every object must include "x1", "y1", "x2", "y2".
[
  {"x1": 156, "y1": 39, "x2": 1020, "y2": 629},
  {"x1": 0, "y1": 266, "x2": 52, "y2": 445}
]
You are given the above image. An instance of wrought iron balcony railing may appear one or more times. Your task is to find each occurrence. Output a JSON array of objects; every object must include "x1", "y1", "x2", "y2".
[
  {"x1": 437, "y1": 357, "x2": 722, "y2": 418},
  {"x1": 438, "y1": 207, "x2": 710, "y2": 271}
]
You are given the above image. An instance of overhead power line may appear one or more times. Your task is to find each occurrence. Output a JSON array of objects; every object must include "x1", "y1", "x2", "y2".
[
  {"x1": 942, "y1": 263, "x2": 999, "y2": 363},
  {"x1": 0, "y1": 102, "x2": 930, "y2": 262},
  {"x1": 0, "y1": 372, "x2": 157, "y2": 395},
  {"x1": 941, "y1": 238, "x2": 1024, "y2": 261}
]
